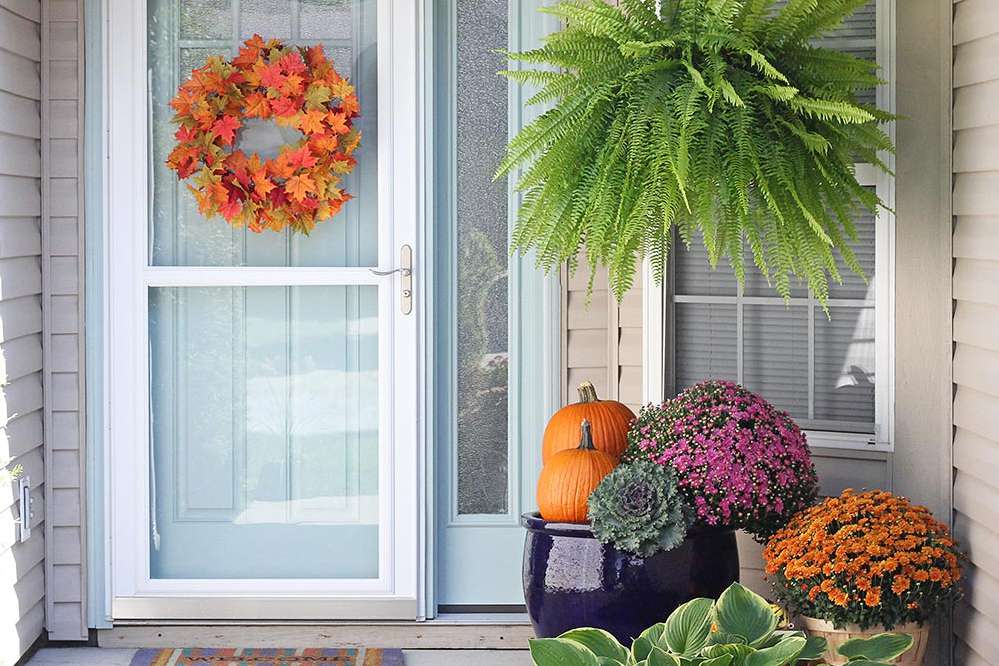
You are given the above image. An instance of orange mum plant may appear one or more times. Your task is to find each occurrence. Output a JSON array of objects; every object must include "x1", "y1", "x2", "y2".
[
  {"x1": 166, "y1": 35, "x2": 361, "y2": 234},
  {"x1": 763, "y1": 489, "x2": 962, "y2": 630}
]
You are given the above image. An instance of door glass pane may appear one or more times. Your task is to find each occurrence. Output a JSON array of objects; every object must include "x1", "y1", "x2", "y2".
[
  {"x1": 148, "y1": 285, "x2": 379, "y2": 579},
  {"x1": 148, "y1": 0, "x2": 378, "y2": 267},
  {"x1": 454, "y1": 0, "x2": 510, "y2": 516}
]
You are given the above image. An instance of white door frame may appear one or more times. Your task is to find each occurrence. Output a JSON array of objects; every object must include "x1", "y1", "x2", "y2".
[{"x1": 104, "y1": 0, "x2": 422, "y2": 620}]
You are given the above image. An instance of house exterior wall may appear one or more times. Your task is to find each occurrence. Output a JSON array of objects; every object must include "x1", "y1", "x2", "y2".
[
  {"x1": 952, "y1": 0, "x2": 999, "y2": 662},
  {"x1": 0, "y1": 0, "x2": 47, "y2": 661},
  {"x1": 561, "y1": 265, "x2": 643, "y2": 414},
  {"x1": 41, "y1": 0, "x2": 88, "y2": 642}
]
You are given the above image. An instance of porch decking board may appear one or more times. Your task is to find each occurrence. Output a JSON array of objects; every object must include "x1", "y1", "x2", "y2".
[{"x1": 953, "y1": 1, "x2": 999, "y2": 663}]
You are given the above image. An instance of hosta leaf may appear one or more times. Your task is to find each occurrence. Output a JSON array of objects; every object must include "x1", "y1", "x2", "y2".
[
  {"x1": 632, "y1": 637, "x2": 656, "y2": 663},
  {"x1": 529, "y1": 637, "x2": 600, "y2": 665},
  {"x1": 702, "y1": 644, "x2": 753, "y2": 661},
  {"x1": 743, "y1": 636, "x2": 806, "y2": 666},
  {"x1": 559, "y1": 628, "x2": 629, "y2": 662},
  {"x1": 663, "y1": 598, "x2": 714, "y2": 656},
  {"x1": 837, "y1": 633, "x2": 914, "y2": 661},
  {"x1": 713, "y1": 583, "x2": 778, "y2": 648},
  {"x1": 699, "y1": 657, "x2": 734, "y2": 666},
  {"x1": 647, "y1": 646, "x2": 682, "y2": 666}
]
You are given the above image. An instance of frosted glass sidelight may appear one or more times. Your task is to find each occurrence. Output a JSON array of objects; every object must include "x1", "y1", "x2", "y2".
[
  {"x1": 453, "y1": 0, "x2": 510, "y2": 516},
  {"x1": 147, "y1": 0, "x2": 378, "y2": 267},
  {"x1": 148, "y1": 286, "x2": 380, "y2": 579}
]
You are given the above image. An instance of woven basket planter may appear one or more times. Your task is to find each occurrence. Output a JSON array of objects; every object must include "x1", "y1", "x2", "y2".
[{"x1": 799, "y1": 616, "x2": 929, "y2": 666}]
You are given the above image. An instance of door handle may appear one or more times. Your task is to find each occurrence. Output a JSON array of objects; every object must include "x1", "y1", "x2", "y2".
[{"x1": 369, "y1": 244, "x2": 413, "y2": 315}]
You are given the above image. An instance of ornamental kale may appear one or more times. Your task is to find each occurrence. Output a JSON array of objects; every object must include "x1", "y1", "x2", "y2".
[
  {"x1": 588, "y1": 459, "x2": 691, "y2": 556},
  {"x1": 623, "y1": 380, "x2": 818, "y2": 541}
]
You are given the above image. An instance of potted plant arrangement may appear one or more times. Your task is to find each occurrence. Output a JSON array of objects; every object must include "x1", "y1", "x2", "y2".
[
  {"x1": 522, "y1": 380, "x2": 818, "y2": 643},
  {"x1": 528, "y1": 582, "x2": 918, "y2": 666},
  {"x1": 763, "y1": 489, "x2": 964, "y2": 665}
]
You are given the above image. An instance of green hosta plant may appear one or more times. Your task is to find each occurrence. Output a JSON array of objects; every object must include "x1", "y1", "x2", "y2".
[
  {"x1": 496, "y1": 0, "x2": 894, "y2": 306},
  {"x1": 528, "y1": 583, "x2": 914, "y2": 665}
]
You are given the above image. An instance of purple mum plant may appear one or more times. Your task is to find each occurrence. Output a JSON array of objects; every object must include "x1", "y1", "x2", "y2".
[{"x1": 622, "y1": 380, "x2": 818, "y2": 541}]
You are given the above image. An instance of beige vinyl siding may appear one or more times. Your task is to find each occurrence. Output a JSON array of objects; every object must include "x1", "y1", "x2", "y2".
[
  {"x1": 41, "y1": 0, "x2": 87, "y2": 641},
  {"x1": 953, "y1": 0, "x2": 999, "y2": 662},
  {"x1": 0, "y1": 0, "x2": 46, "y2": 661},
  {"x1": 562, "y1": 264, "x2": 643, "y2": 413}
]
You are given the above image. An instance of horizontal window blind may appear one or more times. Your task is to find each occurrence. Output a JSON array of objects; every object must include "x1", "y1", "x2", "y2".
[{"x1": 671, "y1": 190, "x2": 877, "y2": 435}]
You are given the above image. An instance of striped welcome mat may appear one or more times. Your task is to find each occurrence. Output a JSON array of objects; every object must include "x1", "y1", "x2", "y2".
[{"x1": 129, "y1": 648, "x2": 405, "y2": 665}]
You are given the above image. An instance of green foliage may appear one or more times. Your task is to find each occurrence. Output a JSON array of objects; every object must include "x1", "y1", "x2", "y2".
[
  {"x1": 587, "y1": 460, "x2": 692, "y2": 556},
  {"x1": 496, "y1": 0, "x2": 894, "y2": 307},
  {"x1": 528, "y1": 583, "x2": 916, "y2": 665}
]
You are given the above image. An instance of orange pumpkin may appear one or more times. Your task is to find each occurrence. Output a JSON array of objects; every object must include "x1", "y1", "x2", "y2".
[
  {"x1": 542, "y1": 381, "x2": 635, "y2": 463},
  {"x1": 537, "y1": 419, "x2": 617, "y2": 523}
]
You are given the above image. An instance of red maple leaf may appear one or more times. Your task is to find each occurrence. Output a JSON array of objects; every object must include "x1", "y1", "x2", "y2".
[
  {"x1": 286, "y1": 145, "x2": 319, "y2": 170},
  {"x1": 279, "y1": 52, "x2": 307, "y2": 75},
  {"x1": 270, "y1": 96, "x2": 300, "y2": 118},
  {"x1": 260, "y1": 63, "x2": 286, "y2": 89},
  {"x1": 219, "y1": 196, "x2": 243, "y2": 221},
  {"x1": 211, "y1": 115, "x2": 242, "y2": 145},
  {"x1": 174, "y1": 125, "x2": 198, "y2": 142}
]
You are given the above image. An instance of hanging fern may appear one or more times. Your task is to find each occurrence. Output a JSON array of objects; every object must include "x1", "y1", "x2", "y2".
[{"x1": 495, "y1": 0, "x2": 894, "y2": 306}]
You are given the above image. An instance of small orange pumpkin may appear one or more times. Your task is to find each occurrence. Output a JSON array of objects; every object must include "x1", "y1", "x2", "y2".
[
  {"x1": 537, "y1": 419, "x2": 617, "y2": 523},
  {"x1": 542, "y1": 381, "x2": 635, "y2": 463}
]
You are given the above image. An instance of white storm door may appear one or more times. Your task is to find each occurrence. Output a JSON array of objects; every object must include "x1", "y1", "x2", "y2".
[{"x1": 105, "y1": 0, "x2": 420, "y2": 619}]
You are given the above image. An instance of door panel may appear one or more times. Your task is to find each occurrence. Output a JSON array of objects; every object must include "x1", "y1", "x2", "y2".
[{"x1": 148, "y1": 285, "x2": 379, "y2": 580}]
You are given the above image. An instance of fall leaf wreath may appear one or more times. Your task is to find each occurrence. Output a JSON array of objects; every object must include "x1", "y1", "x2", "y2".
[{"x1": 166, "y1": 35, "x2": 361, "y2": 234}]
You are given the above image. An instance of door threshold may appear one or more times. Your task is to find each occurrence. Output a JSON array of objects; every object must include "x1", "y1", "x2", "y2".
[{"x1": 99, "y1": 620, "x2": 535, "y2": 650}]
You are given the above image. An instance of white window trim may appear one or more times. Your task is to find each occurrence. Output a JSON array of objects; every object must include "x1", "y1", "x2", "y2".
[{"x1": 644, "y1": 0, "x2": 895, "y2": 454}]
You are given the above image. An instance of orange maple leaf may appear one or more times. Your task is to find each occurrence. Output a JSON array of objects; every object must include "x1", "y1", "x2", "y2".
[
  {"x1": 280, "y1": 73, "x2": 305, "y2": 97},
  {"x1": 325, "y1": 112, "x2": 349, "y2": 135},
  {"x1": 305, "y1": 44, "x2": 328, "y2": 68},
  {"x1": 339, "y1": 94, "x2": 360, "y2": 117},
  {"x1": 297, "y1": 109, "x2": 327, "y2": 135},
  {"x1": 252, "y1": 170, "x2": 276, "y2": 199},
  {"x1": 284, "y1": 174, "x2": 316, "y2": 203},
  {"x1": 243, "y1": 92, "x2": 271, "y2": 118}
]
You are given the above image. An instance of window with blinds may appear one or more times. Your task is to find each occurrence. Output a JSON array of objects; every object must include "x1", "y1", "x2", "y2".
[{"x1": 667, "y1": 0, "x2": 889, "y2": 449}]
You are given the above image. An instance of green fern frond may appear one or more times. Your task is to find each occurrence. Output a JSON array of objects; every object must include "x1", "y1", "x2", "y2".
[{"x1": 498, "y1": 0, "x2": 896, "y2": 307}]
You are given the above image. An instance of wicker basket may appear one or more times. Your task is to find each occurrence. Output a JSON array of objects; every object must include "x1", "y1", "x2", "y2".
[{"x1": 798, "y1": 616, "x2": 929, "y2": 666}]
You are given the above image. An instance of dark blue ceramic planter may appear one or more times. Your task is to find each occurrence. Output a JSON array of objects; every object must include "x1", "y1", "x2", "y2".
[{"x1": 521, "y1": 512, "x2": 740, "y2": 644}]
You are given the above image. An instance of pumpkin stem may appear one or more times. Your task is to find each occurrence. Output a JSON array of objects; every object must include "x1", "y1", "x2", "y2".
[
  {"x1": 577, "y1": 381, "x2": 599, "y2": 403},
  {"x1": 578, "y1": 419, "x2": 595, "y2": 450}
]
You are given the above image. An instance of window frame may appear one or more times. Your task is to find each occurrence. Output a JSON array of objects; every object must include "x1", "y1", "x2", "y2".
[{"x1": 643, "y1": 0, "x2": 895, "y2": 454}]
